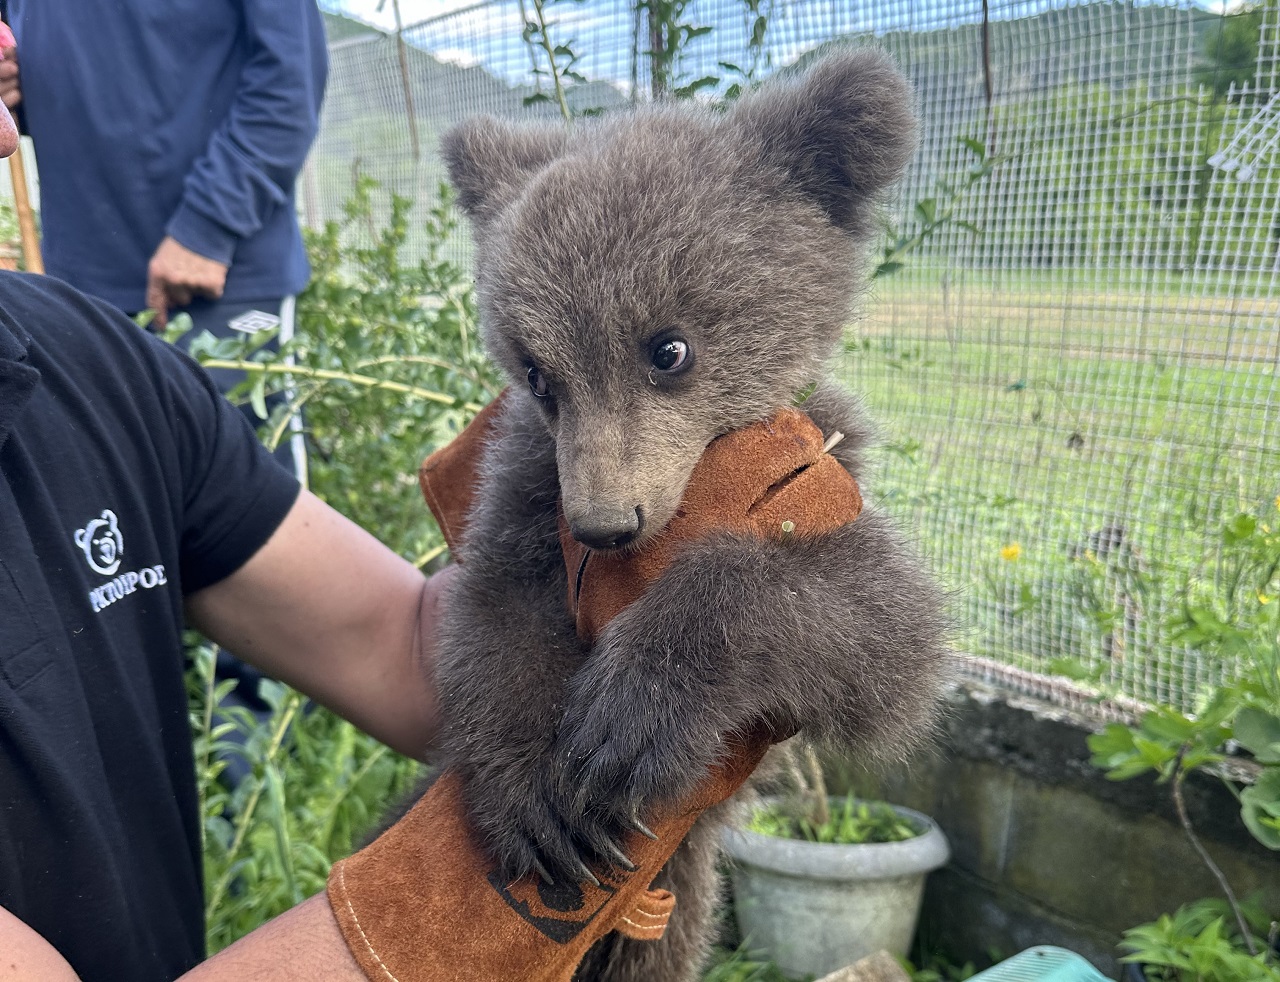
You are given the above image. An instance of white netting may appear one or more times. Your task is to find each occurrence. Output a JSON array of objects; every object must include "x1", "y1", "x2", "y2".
[
  {"x1": 307, "y1": 0, "x2": 1280, "y2": 710},
  {"x1": 0, "y1": 0, "x2": 1246, "y2": 713}
]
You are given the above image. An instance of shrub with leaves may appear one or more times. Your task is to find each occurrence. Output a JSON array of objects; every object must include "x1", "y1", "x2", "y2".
[
  {"x1": 188, "y1": 639, "x2": 423, "y2": 952},
  {"x1": 1087, "y1": 504, "x2": 1280, "y2": 973},
  {"x1": 1120, "y1": 898, "x2": 1280, "y2": 982},
  {"x1": 181, "y1": 179, "x2": 498, "y2": 567},
  {"x1": 176, "y1": 179, "x2": 498, "y2": 951}
]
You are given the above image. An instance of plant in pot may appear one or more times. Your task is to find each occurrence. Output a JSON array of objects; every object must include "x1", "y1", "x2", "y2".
[{"x1": 723, "y1": 745, "x2": 950, "y2": 981}]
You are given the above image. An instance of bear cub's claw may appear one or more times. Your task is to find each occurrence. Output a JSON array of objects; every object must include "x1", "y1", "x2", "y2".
[{"x1": 469, "y1": 761, "x2": 641, "y2": 886}]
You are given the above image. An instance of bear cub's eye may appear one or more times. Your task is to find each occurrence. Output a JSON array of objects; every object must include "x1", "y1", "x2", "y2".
[
  {"x1": 651, "y1": 336, "x2": 691, "y2": 374},
  {"x1": 527, "y1": 365, "x2": 550, "y2": 400}
]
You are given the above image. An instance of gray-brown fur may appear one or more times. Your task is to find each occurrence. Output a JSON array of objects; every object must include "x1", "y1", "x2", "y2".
[{"x1": 425, "y1": 49, "x2": 947, "y2": 981}]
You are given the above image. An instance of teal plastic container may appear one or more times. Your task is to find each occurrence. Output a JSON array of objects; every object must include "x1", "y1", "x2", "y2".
[{"x1": 968, "y1": 947, "x2": 1112, "y2": 982}]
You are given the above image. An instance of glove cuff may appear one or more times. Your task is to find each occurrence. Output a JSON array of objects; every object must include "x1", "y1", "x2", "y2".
[{"x1": 327, "y1": 738, "x2": 769, "y2": 982}]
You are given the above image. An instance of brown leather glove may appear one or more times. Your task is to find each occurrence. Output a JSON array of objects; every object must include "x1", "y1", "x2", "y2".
[
  {"x1": 560, "y1": 403, "x2": 862, "y2": 643},
  {"x1": 327, "y1": 391, "x2": 862, "y2": 982}
]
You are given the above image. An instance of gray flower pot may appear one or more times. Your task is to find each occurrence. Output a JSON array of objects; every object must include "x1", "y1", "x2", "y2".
[{"x1": 723, "y1": 802, "x2": 950, "y2": 981}]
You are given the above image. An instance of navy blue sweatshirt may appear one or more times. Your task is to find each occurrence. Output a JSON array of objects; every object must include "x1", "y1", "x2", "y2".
[{"x1": 6, "y1": 0, "x2": 328, "y2": 312}]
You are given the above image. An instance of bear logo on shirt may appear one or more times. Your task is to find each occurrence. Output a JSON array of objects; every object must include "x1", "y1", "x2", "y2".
[{"x1": 74, "y1": 509, "x2": 123, "y2": 576}]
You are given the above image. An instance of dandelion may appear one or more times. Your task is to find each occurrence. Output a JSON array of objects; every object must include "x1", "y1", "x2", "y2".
[
  {"x1": 1275, "y1": 493, "x2": 1280, "y2": 513},
  {"x1": 1000, "y1": 542, "x2": 1022, "y2": 562},
  {"x1": 1260, "y1": 592, "x2": 1273, "y2": 606}
]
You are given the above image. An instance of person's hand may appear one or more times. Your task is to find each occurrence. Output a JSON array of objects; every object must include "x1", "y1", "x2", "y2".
[
  {"x1": 146, "y1": 236, "x2": 229, "y2": 328},
  {"x1": 0, "y1": 43, "x2": 19, "y2": 110}
]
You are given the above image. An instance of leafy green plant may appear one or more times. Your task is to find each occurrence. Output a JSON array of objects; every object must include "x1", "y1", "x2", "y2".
[
  {"x1": 0, "y1": 198, "x2": 20, "y2": 261},
  {"x1": 717, "y1": 0, "x2": 772, "y2": 101},
  {"x1": 519, "y1": 0, "x2": 587, "y2": 120},
  {"x1": 748, "y1": 794, "x2": 921, "y2": 845},
  {"x1": 173, "y1": 179, "x2": 497, "y2": 950},
  {"x1": 903, "y1": 951, "x2": 978, "y2": 982},
  {"x1": 181, "y1": 177, "x2": 499, "y2": 565},
  {"x1": 872, "y1": 136, "x2": 1011, "y2": 281},
  {"x1": 519, "y1": 0, "x2": 768, "y2": 111},
  {"x1": 1088, "y1": 503, "x2": 1280, "y2": 967},
  {"x1": 636, "y1": 0, "x2": 717, "y2": 99},
  {"x1": 750, "y1": 737, "x2": 923, "y2": 847},
  {"x1": 188, "y1": 638, "x2": 423, "y2": 952},
  {"x1": 1120, "y1": 898, "x2": 1280, "y2": 982}
]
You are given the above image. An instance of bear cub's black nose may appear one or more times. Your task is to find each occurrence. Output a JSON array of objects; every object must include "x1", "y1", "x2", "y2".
[{"x1": 572, "y1": 506, "x2": 643, "y2": 550}]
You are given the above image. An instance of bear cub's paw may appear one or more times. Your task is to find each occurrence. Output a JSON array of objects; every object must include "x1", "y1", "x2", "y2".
[
  {"x1": 461, "y1": 753, "x2": 635, "y2": 887},
  {"x1": 554, "y1": 607, "x2": 743, "y2": 847}
]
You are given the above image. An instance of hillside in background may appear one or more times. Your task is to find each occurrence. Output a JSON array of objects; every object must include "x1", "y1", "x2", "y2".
[
  {"x1": 317, "y1": 1, "x2": 1242, "y2": 145},
  {"x1": 322, "y1": 10, "x2": 381, "y2": 43},
  {"x1": 879, "y1": 1, "x2": 1223, "y2": 94},
  {"x1": 319, "y1": 9, "x2": 624, "y2": 139},
  {"x1": 309, "y1": 8, "x2": 626, "y2": 239},
  {"x1": 307, "y1": 2, "x2": 1274, "y2": 274}
]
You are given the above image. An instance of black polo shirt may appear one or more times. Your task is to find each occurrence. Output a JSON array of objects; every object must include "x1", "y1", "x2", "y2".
[{"x1": 0, "y1": 272, "x2": 300, "y2": 980}]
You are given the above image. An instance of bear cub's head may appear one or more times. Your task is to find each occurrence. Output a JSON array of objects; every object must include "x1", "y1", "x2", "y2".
[{"x1": 443, "y1": 49, "x2": 918, "y2": 550}]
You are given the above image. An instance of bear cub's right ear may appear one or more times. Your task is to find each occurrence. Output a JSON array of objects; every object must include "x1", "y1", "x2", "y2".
[{"x1": 441, "y1": 117, "x2": 570, "y2": 224}]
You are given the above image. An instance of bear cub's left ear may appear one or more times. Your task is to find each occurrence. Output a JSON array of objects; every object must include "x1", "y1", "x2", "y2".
[{"x1": 729, "y1": 48, "x2": 919, "y2": 238}]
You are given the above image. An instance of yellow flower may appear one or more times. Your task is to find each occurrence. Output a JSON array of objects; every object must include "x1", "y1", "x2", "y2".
[
  {"x1": 1260, "y1": 592, "x2": 1273, "y2": 606},
  {"x1": 1275, "y1": 494, "x2": 1280, "y2": 512},
  {"x1": 1000, "y1": 542, "x2": 1022, "y2": 562}
]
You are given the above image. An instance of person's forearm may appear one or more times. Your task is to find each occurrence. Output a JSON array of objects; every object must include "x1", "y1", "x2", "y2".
[
  {"x1": 185, "y1": 490, "x2": 447, "y2": 761},
  {"x1": 1, "y1": 895, "x2": 368, "y2": 982},
  {"x1": 180, "y1": 894, "x2": 365, "y2": 981}
]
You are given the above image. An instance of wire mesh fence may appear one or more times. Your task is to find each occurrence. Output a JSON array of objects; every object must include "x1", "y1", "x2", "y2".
[{"x1": 237, "y1": 1, "x2": 1280, "y2": 709}]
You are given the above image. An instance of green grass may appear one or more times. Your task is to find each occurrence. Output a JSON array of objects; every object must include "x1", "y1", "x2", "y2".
[
  {"x1": 848, "y1": 265, "x2": 1280, "y2": 708},
  {"x1": 870, "y1": 264, "x2": 1280, "y2": 302}
]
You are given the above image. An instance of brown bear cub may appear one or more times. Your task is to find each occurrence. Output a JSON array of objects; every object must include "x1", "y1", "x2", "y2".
[{"x1": 431, "y1": 49, "x2": 948, "y2": 982}]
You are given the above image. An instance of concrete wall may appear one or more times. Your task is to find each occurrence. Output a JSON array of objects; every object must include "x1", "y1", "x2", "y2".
[{"x1": 825, "y1": 682, "x2": 1280, "y2": 978}]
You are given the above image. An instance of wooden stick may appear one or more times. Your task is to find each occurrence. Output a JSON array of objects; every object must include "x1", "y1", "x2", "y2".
[
  {"x1": 390, "y1": 0, "x2": 420, "y2": 161},
  {"x1": 9, "y1": 140, "x2": 41, "y2": 274}
]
